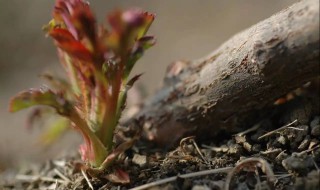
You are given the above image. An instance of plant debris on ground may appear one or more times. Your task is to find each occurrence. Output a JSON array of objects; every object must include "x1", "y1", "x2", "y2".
[{"x1": 1, "y1": 94, "x2": 319, "y2": 190}]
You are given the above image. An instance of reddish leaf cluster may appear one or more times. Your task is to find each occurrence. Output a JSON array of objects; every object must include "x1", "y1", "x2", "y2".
[{"x1": 10, "y1": 0, "x2": 155, "y2": 174}]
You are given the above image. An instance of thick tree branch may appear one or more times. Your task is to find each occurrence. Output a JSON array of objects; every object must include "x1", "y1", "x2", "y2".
[{"x1": 130, "y1": 0, "x2": 319, "y2": 147}]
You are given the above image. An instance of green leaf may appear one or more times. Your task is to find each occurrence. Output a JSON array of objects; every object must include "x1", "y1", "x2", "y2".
[
  {"x1": 39, "y1": 117, "x2": 70, "y2": 146},
  {"x1": 9, "y1": 88, "x2": 70, "y2": 115},
  {"x1": 125, "y1": 36, "x2": 155, "y2": 77},
  {"x1": 126, "y1": 73, "x2": 143, "y2": 88},
  {"x1": 135, "y1": 11, "x2": 155, "y2": 39}
]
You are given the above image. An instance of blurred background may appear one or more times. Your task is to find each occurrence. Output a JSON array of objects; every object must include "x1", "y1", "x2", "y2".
[{"x1": 0, "y1": 0, "x2": 296, "y2": 170}]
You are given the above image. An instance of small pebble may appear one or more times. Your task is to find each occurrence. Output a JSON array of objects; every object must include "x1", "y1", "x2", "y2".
[
  {"x1": 309, "y1": 139, "x2": 319, "y2": 149},
  {"x1": 234, "y1": 135, "x2": 246, "y2": 144},
  {"x1": 298, "y1": 136, "x2": 310, "y2": 150},
  {"x1": 311, "y1": 124, "x2": 320, "y2": 136},
  {"x1": 275, "y1": 151, "x2": 288, "y2": 164},
  {"x1": 132, "y1": 154, "x2": 147, "y2": 167},
  {"x1": 277, "y1": 135, "x2": 286, "y2": 145},
  {"x1": 251, "y1": 144, "x2": 261, "y2": 153},
  {"x1": 228, "y1": 144, "x2": 241, "y2": 155},
  {"x1": 310, "y1": 116, "x2": 319, "y2": 128},
  {"x1": 282, "y1": 153, "x2": 313, "y2": 174},
  {"x1": 243, "y1": 142, "x2": 252, "y2": 152}
]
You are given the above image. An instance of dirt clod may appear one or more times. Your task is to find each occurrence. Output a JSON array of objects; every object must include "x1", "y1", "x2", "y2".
[{"x1": 132, "y1": 154, "x2": 147, "y2": 167}]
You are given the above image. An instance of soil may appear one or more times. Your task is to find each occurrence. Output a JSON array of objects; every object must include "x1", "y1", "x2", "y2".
[{"x1": 0, "y1": 91, "x2": 319, "y2": 190}]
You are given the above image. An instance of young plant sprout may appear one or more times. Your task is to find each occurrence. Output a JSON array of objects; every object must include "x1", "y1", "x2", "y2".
[{"x1": 9, "y1": 0, "x2": 155, "y2": 170}]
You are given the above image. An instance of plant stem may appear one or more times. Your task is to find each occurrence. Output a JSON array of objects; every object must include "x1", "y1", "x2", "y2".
[
  {"x1": 69, "y1": 109, "x2": 107, "y2": 167},
  {"x1": 99, "y1": 60, "x2": 125, "y2": 150}
]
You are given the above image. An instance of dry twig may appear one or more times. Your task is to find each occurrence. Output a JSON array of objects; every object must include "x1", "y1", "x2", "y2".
[
  {"x1": 224, "y1": 157, "x2": 276, "y2": 190},
  {"x1": 130, "y1": 167, "x2": 232, "y2": 190},
  {"x1": 235, "y1": 122, "x2": 262, "y2": 136},
  {"x1": 16, "y1": 174, "x2": 66, "y2": 184},
  {"x1": 179, "y1": 136, "x2": 209, "y2": 164},
  {"x1": 81, "y1": 169, "x2": 94, "y2": 190},
  {"x1": 53, "y1": 168, "x2": 71, "y2": 183},
  {"x1": 258, "y1": 119, "x2": 298, "y2": 140}
]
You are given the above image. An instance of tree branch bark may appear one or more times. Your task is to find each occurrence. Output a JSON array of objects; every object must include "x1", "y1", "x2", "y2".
[{"x1": 129, "y1": 0, "x2": 319, "y2": 147}]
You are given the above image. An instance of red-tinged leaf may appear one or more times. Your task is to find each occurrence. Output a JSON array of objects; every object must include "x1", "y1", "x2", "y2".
[
  {"x1": 49, "y1": 28, "x2": 93, "y2": 62},
  {"x1": 68, "y1": 111, "x2": 107, "y2": 167},
  {"x1": 98, "y1": 138, "x2": 136, "y2": 170},
  {"x1": 40, "y1": 73, "x2": 71, "y2": 95},
  {"x1": 9, "y1": 88, "x2": 70, "y2": 115},
  {"x1": 72, "y1": 3, "x2": 97, "y2": 48},
  {"x1": 10, "y1": 0, "x2": 157, "y2": 170},
  {"x1": 107, "y1": 10, "x2": 124, "y2": 34},
  {"x1": 53, "y1": 0, "x2": 89, "y2": 39},
  {"x1": 122, "y1": 9, "x2": 145, "y2": 28},
  {"x1": 106, "y1": 10, "x2": 155, "y2": 55},
  {"x1": 48, "y1": 28, "x2": 74, "y2": 43},
  {"x1": 105, "y1": 169, "x2": 130, "y2": 184},
  {"x1": 79, "y1": 142, "x2": 92, "y2": 161},
  {"x1": 123, "y1": 10, "x2": 155, "y2": 39}
]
